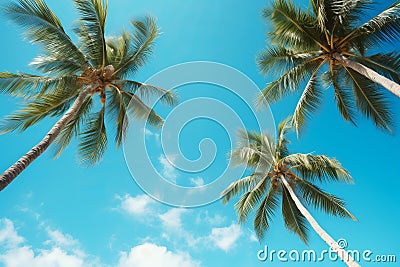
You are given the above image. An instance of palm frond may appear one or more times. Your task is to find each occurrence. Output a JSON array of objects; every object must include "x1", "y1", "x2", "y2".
[
  {"x1": 221, "y1": 173, "x2": 262, "y2": 204},
  {"x1": 281, "y1": 183, "x2": 309, "y2": 244},
  {"x1": 0, "y1": 87, "x2": 79, "y2": 134},
  {"x1": 276, "y1": 116, "x2": 292, "y2": 159},
  {"x1": 326, "y1": 68, "x2": 358, "y2": 125},
  {"x1": 73, "y1": 0, "x2": 108, "y2": 68},
  {"x1": 292, "y1": 72, "x2": 324, "y2": 135},
  {"x1": 0, "y1": 72, "x2": 78, "y2": 97},
  {"x1": 78, "y1": 106, "x2": 107, "y2": 165},
  {"x1": 234, "y1": 175, "x2": 270, "y2": 224},
  {"x1": 120, "y1": 90, "x2": 163, "y2": 128},
  {"x1": 348, "y1": 1, "x2": 400, "y2": 46},
  {"x1": 296, "y1": 178, "x2": 356, "y2": 220},
  {"x1": 257, "y1": 46, "x2": 318, "y2": 77},
  {"x1": 5, "y1": 0, "x2": 87, "y2": 67},
  {"x1": 114, "y1": 16, "x2": 159, "y2": 78},
  {"x1": 52, "y1": 97, "x2": 93, "y2": 157},
  {"x1": 118, "y1": 80, "x2": 178, "y2": 106},
  {"x1": 342, "y1": 66, "x2": 394, "y2": 132},
  {"x1": 106, "y1": 89, "x2": 128, "y2": 147},
  {"x1": 30, "y1": 56, "x2": 82, "y2": 75},
  {"x1": 354, "y1": 52, "x2": 400, "y2": 84},
  {"x1": 257, "y1": 59, "x2": 322, "y2": 106},
  {"x1": 264, "y1": 0, "x2": 324, "y2": 51},
  {"x1": 283, "y1": 153, "x2": 353, "y2": 183},
  {"x1": 105, "y1": 31, "x2": 131, "y2": 69},
  {"x1": 254, "y1": 184, "x2": 280, "y2": 240}
]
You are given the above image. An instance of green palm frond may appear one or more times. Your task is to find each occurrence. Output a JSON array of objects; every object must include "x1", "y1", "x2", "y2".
[
  {"x1": 296, "y1": 179, "x2": 356, "y2": 220},
  {"x1": 342, "y1": 66, "x2": 394, "y2": 132},
  {"x1": 292, "y1": 73, "x2": 324, "y2": 135},
  {"x1": 264, "y1": 0, "x2": 323, "y2": 50},
  {"x1": 221, "y1": 173, "x2": 262, "y2": 204},
  {"x1": 257, "y1": 46, "x2": 317, "y2": 77},
  {"x1": 347, "y1": 1, "x2": 400, "y2": 46},
  {"x1": 234, "y1": 175, "x2": 270, "y2": 224},
  {"x1": 106, "y1": 89, "x2": 128, "y2": 147},
  {"x1": 73, "y1": 0, "x2": 108, "y2": 68},
  {"x1": 119, "y1": 80, "x2": 178, "y2": 106},
  {"x1": 78, "y1": 107, "x2": 107, "y2": 165},
  {"x1": 30, "y1": 56, "x2": 82, "y2": 75},
  {"x1": 257, "y1": 59, "x2": 322, "y2": 106},
  {"x1": 0, "y1": 72, "x2": 78, "y2": 97},
  {"x1": 105, "y1": 31, "x2": 131, "y2": 69},
  {"x1": 114, "y1": 16, "x2": 159, "y2": 78},
  {"x1": 276, "y1": 116, "x2": 292, "y2": 159},
  {"x1": 354, "y1": 52, "x2": 400, "y2": 84},
  {"x1": 5, "y1": 0, "x2": 87, "y2": 67},
  {"x1": 231, "y1": 130, "x2": 275, "y2": 168},
  {"x1": 52, "y1": 97, "x2": 93, "y2": 158},
  {"x1": 0, "y1": 87, "x2": 79, "y2": 134},
  {"x1": 325, "y1": 68, "x2": 358, "y2": 124},
  {"x1": 282, "y1": 184, "x2": 309, "y2": 244},
  {"x1": 254, "y1": 185, "x2": 280, "y2": 240},
  {"x1": 121, "y1": 90, "x2": 163, "y2": 128},
  {"x1": 283, "y1": 153, "x2": 353, "y2": 183}
]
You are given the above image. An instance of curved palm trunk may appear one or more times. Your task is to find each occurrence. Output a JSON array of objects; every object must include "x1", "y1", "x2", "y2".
[
  {"x1": 0, "y1": 86, "x2": 93, "y2": 191},
  {"x1": 279, "y1": 175, "x2": 360, "y2": 267},
  {"x1": 334, "y1": 53, "x2": 400, "y2": 98}
]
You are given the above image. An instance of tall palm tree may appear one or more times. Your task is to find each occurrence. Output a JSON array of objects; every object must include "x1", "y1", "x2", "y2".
[
  {"x1": 0, "y1": 0, "x2": 176, "y2": 191},
  {"x1": 258, "y1": 0, "x2": 400, "y2": 134},
  {"x1": 222, "y1": 117, "x2": 359, "y2": 267}
]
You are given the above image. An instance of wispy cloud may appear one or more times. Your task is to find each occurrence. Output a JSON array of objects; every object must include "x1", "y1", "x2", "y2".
[
  {"x1": 158, "y1": 154, "x2": 178, "y2": 182},
  {"x1": 117, "y1": 194, "x2": 155, "y2": 217},
  {"x1": 190, "y1": 177, "x2": 205, "y2": 187},
  {"x1": 208, "y1": 223, "x2": 243, "y2": 252},
  {"x1": 159, "y1": 209, "x2": 187, "y2": 231}
]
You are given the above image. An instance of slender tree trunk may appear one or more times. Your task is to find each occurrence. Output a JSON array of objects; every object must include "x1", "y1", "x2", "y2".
[
  {"x1": 279, "y1": 175, "x2": 360, "y2": 267},
  {"x1": 334, "y1": 53, "x2": 400, "y2": 98},
  {"x1": 0, "y1": 86, "x2": 93, "y2": 191}
]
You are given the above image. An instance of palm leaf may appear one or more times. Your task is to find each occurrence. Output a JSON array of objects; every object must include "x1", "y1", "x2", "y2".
[
  {"x1": 114, "y1": 16, "x2": 159, "y2": 78},
  {"x1": 52, "y1": 97, "x2": 93, "y2": 157},
  {"x1": 283, "y1": 153, "x2": 353, "y2": 183},
  {"x1": 73, "y1": 0, "x2": 108, "y2": 68},
  {"x1": 276, "y1": 116, "x2": 292, "y2": 159},
  {"x1": 342, "y1": 66, "x2": 394, "y2": 132},
  {"x1": 281, "y1": 183, "x2": 309, "y2": 244},
  {"x1": 296, "y1": 178, "x2": 356, "y2": 220},
  {"x1": 221, "y1": 173, "x2": 262, "y2": 204},
  {"x1": 254, "y1": 185, "x2": 280, "y2": 240},
  {"x1": 5, "y1": 0, "x2": 87, "y2": 67},
  {"x1": 78, "y1": 106, "x2": 107, "y2": 165}
]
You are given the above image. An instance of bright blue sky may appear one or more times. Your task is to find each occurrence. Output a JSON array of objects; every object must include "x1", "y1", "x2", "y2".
[{"x1": 0, "y1": 0, "x2": 399, "y2": 266}]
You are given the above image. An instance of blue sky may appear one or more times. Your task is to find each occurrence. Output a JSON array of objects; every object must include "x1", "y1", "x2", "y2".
[{"x1": 0, "y1": 0, "x2": 399, "y2": 266}]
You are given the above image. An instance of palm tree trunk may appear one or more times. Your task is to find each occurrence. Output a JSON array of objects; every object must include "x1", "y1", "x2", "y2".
[
  {"x1": 279, "y1": 175, "x2": 360, "y2": 267},
  {"x1": 0, "y1": 86, "x2": 93, "y2": 191},
  {"x1": 334, "y1": 53, "x2": 400, "y2": 98}
]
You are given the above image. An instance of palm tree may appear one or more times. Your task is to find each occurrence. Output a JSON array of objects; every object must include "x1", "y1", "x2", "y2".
[
  {"x1": 258, "y1": 0, "x2": 400, "y2": 134},
  {"x1": 0, "y1": 0, "x2": 176, "y2": 191},
  {"x1": 222, "y1": 117, "x2": 359, "y2": 267}
]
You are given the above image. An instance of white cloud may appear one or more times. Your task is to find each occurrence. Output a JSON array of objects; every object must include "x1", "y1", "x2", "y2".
[
  {"x1": 249, "y1": 233, "x2": 259, "y2": 243},
  {"x1": 118, "y1": 243, "x2": 200, "y2": 267},
  {"x1": 158, "y1": 209, "x2": 187, "y2": 230},
  {"x1": 196, "y1": 212, "x2": 226, "y2": 226},
  {"x1": 190, "y1": 177, "x2": 204, "y2": 187},
  {"x1": 208, "y1": 223, "x2": 243, "y2": 252},
  {"x1": 144, "y1": 128, "x2": 160, "y2": 142},
  {"x1": 0, "y1": 219, "x2": 24, "y2": 249},
  {"x1": 0, "y1": 219, "x2": 97, "y2": 267},
  {"x1": 118, "y1": 194, "x2": 155, "y2": 216},
  {"x1": 158, "y1": 154, "x2": 178, "y2": 182}
]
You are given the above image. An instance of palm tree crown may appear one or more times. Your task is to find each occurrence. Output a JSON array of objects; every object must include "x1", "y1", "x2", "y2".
[
  {"x1": 0, "y1": 0, "x2": 176, "y2": 165},
  {"x1": 258, "y1": 0, "x2": 400, "y2": 134},
  {"x1": 222, "y1": 117, "x2": 356, "y2": 242}
]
